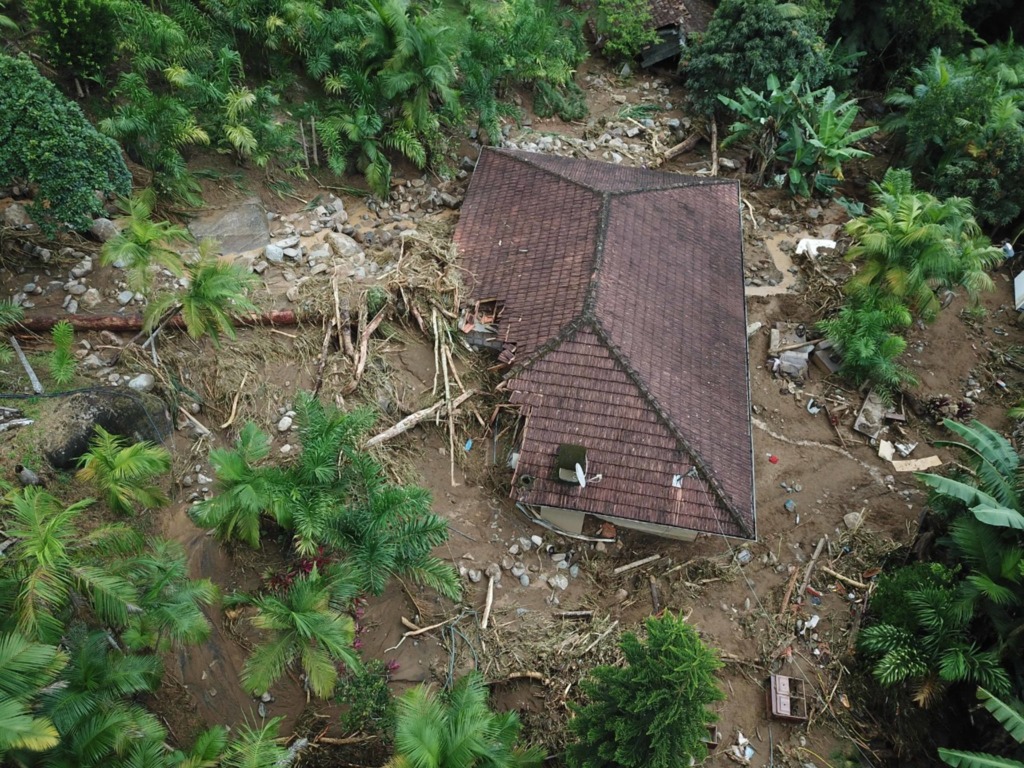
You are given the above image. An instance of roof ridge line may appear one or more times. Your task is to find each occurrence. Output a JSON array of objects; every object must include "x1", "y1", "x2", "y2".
[
  {"x1": 588, "y1": 317, "x2": 753, "y2": 538},
  {"x1": 492, "y1": 148, "x2": 603, "y2": 195}
]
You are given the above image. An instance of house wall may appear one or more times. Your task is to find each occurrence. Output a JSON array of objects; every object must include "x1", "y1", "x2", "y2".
[
  {"x1": 536, "y1": 505, "x2": 699, "y2": 542},
  {"x1": 538, "y1": 506, "x2": 585, "y2": 535},
  {"x1": 594, "y1": 514, "x2": 699, "y2": 542}
]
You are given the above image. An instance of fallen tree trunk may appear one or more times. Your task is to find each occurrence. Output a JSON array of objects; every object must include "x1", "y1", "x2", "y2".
[
  {"x1": 15, "y1": 309, "x2": 303, "y2": 335},
  {"x1": 365, "y1": 389, "x2": 475, "y2": 448}
]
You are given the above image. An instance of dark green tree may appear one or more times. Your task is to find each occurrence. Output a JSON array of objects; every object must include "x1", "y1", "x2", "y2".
[
  {"x1": 567, "y1": 612, "x2": 724, "y2": 768},
  {"x1": 0, "y1": 54, "x2": 130, "y2": 235},
  {"x1": 681, "y1": 0, "x2": 843, "y2": 118},
  {"x1": 27, "y1": 0, "x2": 118, "y2": 79}
]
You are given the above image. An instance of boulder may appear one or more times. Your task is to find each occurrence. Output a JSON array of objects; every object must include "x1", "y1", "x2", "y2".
[
  {"x1": 89, "y1": 218, "x2": 119, "y2": 242},
  {"x1": 42, "y1": 388, "x2": 172, "y2": 470},
  {"x1": 3, "y1": 203, "x2": 32, "y2": 229},
  {"x1": 325, "y1": 231, "x2": 364, "y2": 261},
  {"x1": 188, "y1": 198, "x2": 270, "y2": 254}
]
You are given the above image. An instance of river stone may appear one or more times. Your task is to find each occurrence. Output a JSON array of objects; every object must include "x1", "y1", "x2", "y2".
[
  {"x1": 42, "y1": 387, "x2": 172, "y2": 469},
  {"x1": 3, "y1": 203, "x2": 32, "y2": 228},
  {"x1": 188, "y1": 197, "x2": 270, "y2": 254},
  {"x1": 128, "y1": 373, "x2": 156, "y2": 393}
]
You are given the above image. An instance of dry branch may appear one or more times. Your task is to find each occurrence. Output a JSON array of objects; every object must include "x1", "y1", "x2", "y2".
[
  {"x1": 820, "y1": 566, "x2": 868, "y2": 590},
  {"x1": 365, "y1": 390, "x2": 475, "y2": 447},
  {"x1": 798, "y1": 537, "x2": 827, "y2": 597}
]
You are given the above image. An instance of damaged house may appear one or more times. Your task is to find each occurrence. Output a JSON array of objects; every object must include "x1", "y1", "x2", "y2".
[{"x1": 454, "y1": 148, "x2": 756, "y2": 541}]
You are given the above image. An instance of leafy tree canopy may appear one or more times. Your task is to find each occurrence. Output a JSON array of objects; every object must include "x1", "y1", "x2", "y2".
[
  {"x1": 0, "y1": 54, "x2": 130, "y2": 235},
  {"x1": 681, "y1": 0, "x2": 845, "y2": 118},
  {"x1": 567, "y1": 612, "x2": 724, "y2": 768}
]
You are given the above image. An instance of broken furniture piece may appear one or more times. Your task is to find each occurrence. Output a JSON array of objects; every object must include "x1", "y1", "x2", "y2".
[{"x1": 767, "y1": 674, "x2": 809, "y2": 722}]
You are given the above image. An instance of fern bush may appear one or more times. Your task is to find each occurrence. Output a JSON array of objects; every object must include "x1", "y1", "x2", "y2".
[
  {"x1": 76, "y1": 425, "x2": 172, "y2": 516},
  {"x1": 593, "y1": 0, "x2": 658, "y2": 62},
  {"x1": 48, "y1": 321, "x2": 76, "y2": 386},
  {"x1": 567, "y1": 612, "x2": 723, "y2": 768}
]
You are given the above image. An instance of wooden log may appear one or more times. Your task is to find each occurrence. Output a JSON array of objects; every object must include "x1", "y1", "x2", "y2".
[
  {"x1": 15, "y1": 309, "x2": 302, "y2": 334},
  {"x1": 481, "y1": 575, "x2": 495, "y2": 630},
  {"x1": 649, "y1": 574, "x2": 662, "y2": 614},
  {"x1": 613, "y1": 554, "x2": 662, "y2": 575},
  {"x1": 662, "y1": 133, "x2": 702, "y2": 161},
  {"x1": 778, "y1": 566, "x2": 800, "y2": 614},
  {"x1": 365, "y1": 390, "x2": 475, "y2": 448},
  {"x1": 10, "y1": 336, "x2": 42, "y2": 394}
]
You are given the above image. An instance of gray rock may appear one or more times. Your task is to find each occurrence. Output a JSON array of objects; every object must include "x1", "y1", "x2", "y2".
[
  {"x1": 485, "y1": 563, "x2": 502, "y2": 580},
  {"x1": 325, "y1": 231, "x2": 365, "y2": 261},
  {"x1": 188, "y1": 198, "x2": 270, "y2": 254},
  {"x1": 42, "y1": 388, "x2": 172, "y2": 470},
  {"x1": 467, "y1": 569, "x2": 482, "y2": 583},
  {"x1": 89, "y1": 218, "x2": 118, "y2": 242},
  {"x1": 285, "y1": 285, "x2": 301, "y2": 303},
  {"x1": 309, "y1": 263, "x2": 329, "y2": 276},
  {"x1": 71, "y1": 260, "x2": 93, "y2": 278},
  {"x1": 508, "y1": 543, "x2": 520, "y2": 556},
  {"x1": 273, "y1": 235, "x2": 300, "y2": 250},
  {"x1": 67, "y1": 283, "x2": 88, "y2": 296},
  {"x1": 282, "y1": 247, "x2": 301, "y2": 261},
  {"x1": 116, "y1": 291, "x2": 133, "y2": 306},
  {"x1": 252, "y1": 260, "x2": 269, "y2": 274},
  {"x1": 549, "y1": 574, "x2": 569, "y2": 590},
  {"x1": 569, "y1": 564, "x2": 580, "y2": 578},
  {"x1": 277, "y1": 415, "x2": 293, "y2": 432},
  {"x1": 264, "y1": 245, "x2": 285, "y2": 264},
  {"x1": 519, "y1": 573, "x2": 530, "y2": 587},
  {"x1": 501, "y1": 556, "x2": 514, "y2": 570},
  {"x1": 65, "y1": 299, "x2": 78, "y2": 314},
  {"x1": 519, "y1": 537, "x2": 532, "y2": 551},
  {"x1": 556, "y1": 560, "x2": 569, "y2": 570},
  {"x1": 511, "y1": 564, "x2": 526, "y2": 578},
  {"x1": 530, "y1": 534, "x2": 543, "y2": 547},
  {"x1": 128, "y1": 373, "x2": 156, "y2": 393},
  {"x1": 81, "y1": 288, "x2": 102, "y2": 309},
  {"x1": 3, "y1": 203, "x2": 32, "y2": 228},
  {"x1": 551, "y1": 552, "x2": 567, "y2": 562},
  {"x1": 844, "y1": 511, "x2": 864, "y2": 530}
]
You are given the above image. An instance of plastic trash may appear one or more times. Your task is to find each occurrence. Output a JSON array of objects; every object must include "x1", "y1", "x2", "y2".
[
  {"x1": 784, "y1": 499, "x2": 796, "y2": 513},
  {"x1": 796, "y1": 238, "x2": 837, "y2": 258},
  {"x1": 768, "y1": 454, "x2": 779, "y2": 464},
  {"x1": 464, "y1": 438, "x2": 473, "y2": 452}
]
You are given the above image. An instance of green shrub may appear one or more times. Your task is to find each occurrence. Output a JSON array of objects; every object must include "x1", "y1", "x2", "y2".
[
  {"x1": 0, "y1": 54, "x2": 131, "y2": 234},
  {"x1": 869, "y1": 563, "x2": 958, "y2": 632},
  {"x1": 681, "y1": 0, "x2": 843, "y2": 118},
  {"x1": 593, "y1": 0, "x2": 658, "y2": 62},
  {"x1": 336, "y1": 659, "x2": 396, "y2": 738},
  {"x1": 28, "y1": 0, "x2": 118, "y2": 79},
  {"x1": 719, "y1": 74, "x2": 876, "y2": 197},
  {"x1": 567, "y1": 612, "x2": 724, "y2": 768},
  {"x1": 886, "y1": 44, "x2": 1024, "y2": 228}
]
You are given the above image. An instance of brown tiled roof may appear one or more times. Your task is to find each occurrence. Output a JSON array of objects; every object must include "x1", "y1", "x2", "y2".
[{"x1": 455, "y1": 149, "x2": 755, "y2": 539}]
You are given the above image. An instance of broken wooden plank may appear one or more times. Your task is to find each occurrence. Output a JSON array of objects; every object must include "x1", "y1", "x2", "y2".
[{"x1": 613, "y1": 554, "x2": 662, "y2": 575}]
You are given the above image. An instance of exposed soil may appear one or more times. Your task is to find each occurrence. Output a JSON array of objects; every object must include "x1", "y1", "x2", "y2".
[{"x1": 2, "y1": 61, "x2": 1022, "y2": 768}]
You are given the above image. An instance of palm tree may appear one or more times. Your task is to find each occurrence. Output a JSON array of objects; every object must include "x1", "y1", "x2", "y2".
[
  {"x1": 99, "y1": 188, "x2": 190, "y2": 293},
  {"x1": 915, "y1": 420, "x2": 1024, "y2": 678},
  {"x1": 76, "y1": 425, "x2": 172, "y2": 516},
  {"x1": 230, "y1": 568, "x2": 361, "y2": 698},
  {"x1": 0, "y1": 488, "x2": 141, "y2": 643},
  {"x1": 191, "y1": 422, "x2": 275, "y2": 547},
  {"x1": 844, "y1": 168, "x2": 1000, "y2": 321},
  {"x1": 0, "y1": 632, "x2": 66, "y2": 758},
  {"x1": 39, "y1": 631, "x2": 165, "y2": 768},
  {"x1": 386, "y1": 671, "x2": 544, "y2": 768},
  {"x1": 938, "y1": 687, "x2": 1024, "y2": 768},
  {"x1": 143, "y1": 240, "x2": 259, "y2": 345},
  {"x1": 123, "y1": 539, "x2": 219, "y2": 652},
  {"x1": 817, "y1": 290, "x2": 917, "y2": 397},
  {"x1": 858, "y1": 586, "x2": 1011, "y2": 706},
  {"x1": 328, "y1": 450, "x2": 460, "y2": 600}
]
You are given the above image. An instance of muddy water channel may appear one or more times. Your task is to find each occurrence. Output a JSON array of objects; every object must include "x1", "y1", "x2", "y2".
[{"x1": 159, "y1": 501, "x2": 308, "y2": 732}]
